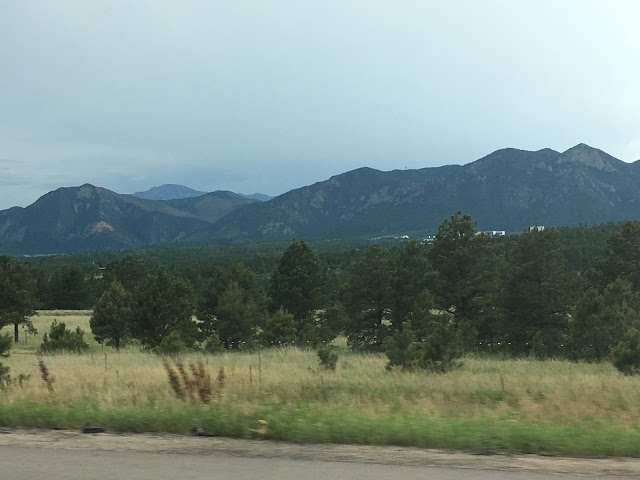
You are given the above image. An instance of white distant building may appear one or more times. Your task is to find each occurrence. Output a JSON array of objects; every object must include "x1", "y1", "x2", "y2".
[
  {"x1": 478, "y1": 230, "x2": 506, "y2": 237},
  {"x1": 527, "y1": 226, "x2": 545, "y2": 232}
]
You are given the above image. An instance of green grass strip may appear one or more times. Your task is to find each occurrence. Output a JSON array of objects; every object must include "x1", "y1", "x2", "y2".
[{"x1": 1, "y1": 401, "x2": 639, "y2": 457}]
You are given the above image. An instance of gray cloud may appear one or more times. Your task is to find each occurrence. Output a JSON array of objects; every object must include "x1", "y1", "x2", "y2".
[{"x1": 1, "y1": 0, "x2": 639, "y2": 209}]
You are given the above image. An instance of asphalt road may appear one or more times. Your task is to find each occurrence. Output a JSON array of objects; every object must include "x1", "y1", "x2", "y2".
[
  {"x1": 0, "y1": 445, "x2": 611, "y2": 480},
  {"x1": 1, "y1": 430, "x2": 639, "y2": 479}
]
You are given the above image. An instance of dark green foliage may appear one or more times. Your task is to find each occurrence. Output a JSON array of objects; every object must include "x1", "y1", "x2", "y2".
[
  {"x1": 384, "y1": 291, "x2": 462, "y2": 372},
  {"x1": 39, "y1": 320, "x2": 89, "y2": 354},
  {"x1": 47, "y1": 265, "x2": 89, "y2": 309},
  {"x1": 383, "y1": 316, "x2": 462, "y2": 373},
  {"x1": 197, "y1": 262, "x2": 268, "y2": 346},
  {"x1": 213, "y1": 281, "x2": 264, "y2": 349},
  {"x1": 261, "y1": 308, "x2": 297, "y2": 347},
  {"x1": 611, "y1": 329, "x2": 640, "y2": 375},
  {"x1": 0, "y1": 333, "x2": 11, "y2": 385},
  {"x1": 502, "y1": 228, "x2": 578, "y2": 356},
  {"x1": 419, "y1": 314, "x2": 463, "y2": 373},
  {"x1": 390, "y1": 240, "x2": 436, "y2": 325},
  {"x1": 428, "y1": 212, "x2": 501, "y2": 349},
  {"x1": 154, "y1": 331, "x2": 189, "y2": 355},
  {"x1": 0, "y1": 256, "x2": 39, "y2": 342},
  {"x1": 383, "y1": 322, "x2": 423, "y2": 370},
  {"x1": 130, "y1": 267, "x2": 197, "y2": 349},
  {"x1": 343, "y1": 244, "x2": 393, "y2": 351},
  {"x1": 317, "y1": 347, "x2": 338, "y2": 370},
  {"x1": 90, "y1": 281, "x2": 132, "y2": 351},
  {"x1": 596, "y1": 221, "x2": 640, "y2": 289},
  {"x1": 569, "y1": 289, "x2": 612, "y2": 361},
  {"x1": 318, "y1": 302, "x2": 348, "y2": 336},
  {"x1": 557, "y1": 223, "x2": 616, "y2": 272},
  {"x1": 103, "y1": 255, "x2": 149, "y2": 292},
  {"x1": 269, "y1": 240, "x2": 326, "y2": 321},
  {"x1": 203, "y1": 331, "x2": 224, "y2": 354},
  {"x1": 569, "y1": 282, "x2": 638, "y2": 362},
  {"x1": 295, "y1": 316, "x2": 337, "y2": 349}
]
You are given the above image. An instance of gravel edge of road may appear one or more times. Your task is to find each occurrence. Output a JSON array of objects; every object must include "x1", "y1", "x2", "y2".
[{"x1": 1, "y1": 428, "x2": 639, "y2": 477}]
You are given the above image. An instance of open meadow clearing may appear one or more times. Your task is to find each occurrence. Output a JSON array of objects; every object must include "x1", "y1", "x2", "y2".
[{"x1": 2, "y1": 311, "x2": 640, "y2": 456}]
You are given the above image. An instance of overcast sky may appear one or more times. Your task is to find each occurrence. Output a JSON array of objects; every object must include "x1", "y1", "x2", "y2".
[{"x1": 1, "y1": 1, "x2": 639, "y2": 210}]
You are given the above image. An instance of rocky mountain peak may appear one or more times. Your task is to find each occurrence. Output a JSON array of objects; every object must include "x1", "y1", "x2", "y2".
[{"x1": 557, "y1": 144, "x2": 619, "y2": 172}]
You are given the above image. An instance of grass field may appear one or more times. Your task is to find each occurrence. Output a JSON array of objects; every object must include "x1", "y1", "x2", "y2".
[{"x1": 2, "y1": 311, "x2": 640, "y2": 456}]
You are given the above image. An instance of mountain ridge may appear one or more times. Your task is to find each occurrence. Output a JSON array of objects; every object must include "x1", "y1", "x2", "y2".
[
  {"x1": 2, "y1": 144, "x2": 640, "y2": 254},
  {"x1": 132, "y1": 184, "x2": 207, "y2": 200}
]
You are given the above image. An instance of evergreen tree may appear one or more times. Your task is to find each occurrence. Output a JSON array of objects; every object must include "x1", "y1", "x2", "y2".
[
  {"x1": 213, "y1": 281, "x2": 265, "y2": 349},
  {"x1": 103, "y1": 255, "x2": 149, "y2": 292},
  {"x1": 0, "y1": 256, "x2": 38, "y2": 343},
  {"x1": 197, "y1": 262, "x2": 267, "y2": 337},
  {"x1": 612, "y1": 328, "x2": 640, "y2": 375},
  {"x1": 47, "y1": 265, "x2": 89, "y2": 309},
  {"x1": 599, "y1": 220, "x2": 640, "y2": 289},
  {"x1": 261, "y1": 308, "x2": 297, "y2": 347},
  {"x1": 383, "y1": 291, "x2": 462, "y2": 373},
  {"x1": 503, "y1": 228, "x2": 577, "y2": 356},
  {"x1": 90, "y1": 281, "x2": 132, "y2": 351},
  {"x1": 342, "y1": 244, "x2": 393, "y2": 350},
  {"x1": 130, "y1": 267, "x2": 196, "y2": 349},
  {"x1": 570, "y1": 280, "x2": 640, "y2": 361},
  {"x1": 428, "y1": 212, "x2": 501, "y2": 349},
  {"x1": 390, "y1": 240, "x2": 437, "y2": 326},
  {"x1": 39, "y1": 320, "x2": 89, "y2": 354},
  {"x1": 269, "y1": 240, "x2": 325, "y2": 321}
]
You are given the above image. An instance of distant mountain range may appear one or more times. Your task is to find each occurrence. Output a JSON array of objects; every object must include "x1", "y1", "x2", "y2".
[
  {"x1": 0, "y1": 187, "x2": 256, "y2": 253},
  {"x1": 133, "y1": 184, "x2": 208, "y2": 200},
  {"x1": 210, "y1": 143, "x2": 640, "y2": 241},
  {"x1": 132, "y1": 184, "x2": 273, "y2": 202},
  {"x1": 2, "y1": 144, "x2": 640, "y2": 254}
]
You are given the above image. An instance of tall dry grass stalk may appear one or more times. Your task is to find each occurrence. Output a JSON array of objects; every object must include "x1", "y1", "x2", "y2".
[
  {"x1": 163, "y1": 358, "x2": 212, "y2": 404},
  {"x1": 37, "y1": 360, "x2": 55, "y2": 392}
]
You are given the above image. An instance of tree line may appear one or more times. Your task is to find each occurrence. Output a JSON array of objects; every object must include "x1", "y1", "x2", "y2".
[{"x1": 2, "y1": 212, "x2": 640, "y2": 373}]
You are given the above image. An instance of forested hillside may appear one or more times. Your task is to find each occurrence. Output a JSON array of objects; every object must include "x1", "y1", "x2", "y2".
[{"x1": 2, "y1": 215, "x2": 637, "y2": 365}]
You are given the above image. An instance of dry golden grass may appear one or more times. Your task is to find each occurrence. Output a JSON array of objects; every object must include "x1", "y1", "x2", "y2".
[
  {"x1": 1, "y1": 311, "x2": 100, "y2": 351},
  {"x1": 3, "y1": 311, "x2": 640, "y2": 428}
]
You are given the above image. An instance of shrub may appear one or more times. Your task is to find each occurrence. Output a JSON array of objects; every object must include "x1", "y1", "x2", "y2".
[
  {"x1": 317, "y1": 347, "x2": 338, "y2": 370},
  {"x1": 611, "y1": 328, "x2": 640, "y2": 375},
  {"x1": 155, "y1": 330, "x2": 189, "y2": 355},
  {"x1": 261, "y1": 308, "x2": 297, "y2": 347},
  {"x1": 383, "y1": 318, "x2": 462, "y2": 373},
  {"x1": 0, "y1": 333, "x2": 12, "y2": 386},
  {"x1": 203, "y1": 331, "x2": 224, "y2": 354},
  {"x1": 39, "y1": 320, "x2": 89, "y2": 354},
  {"x1": 421, "y1": 315, "x2": 463, "y2": 373},
  {"x1": 382, "y1": 323, "x2": 422, "y2": 370}
]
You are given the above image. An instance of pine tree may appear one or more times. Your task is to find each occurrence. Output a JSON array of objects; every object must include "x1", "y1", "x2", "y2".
[
  {"x1": 103, "y1": 255, "x2": 149, "y2": 292},
  {"x1": 342, "y1": 244, "x2": 393, "y2": 350},
  {"x1": 213, "y1": 281, "x2": 264, "y2": 349},
  {"x1": 269, "y1": 240, "x2": 326, "y2": 321},
  {"x1": 428, "y1": 212, "x2": 501, "y2": 349},
  {"x1": 261, "y1": 308, "x2": 297, "y2": 347},
  {"x1": 90, "y1": 281, "x2": 132, "y2": 351},
  {"x1": 197, "y1": 262, "x2": 267, "y2": 339},
  {"x1": 390, "y1": 240, "x2": 437, "y2": 326},
  {"x1": 130, "y1": 267, "x2": 196, "y2": 349},
  {"x1": 47, "y1": 265, "x2": 89, "y2": 309},
  {"x1": 503, "y1": 228, "x2": 578, "y2": 356},
  {"x1": 0, "y1": 256, "x2": 38, "y2": 343}
]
